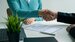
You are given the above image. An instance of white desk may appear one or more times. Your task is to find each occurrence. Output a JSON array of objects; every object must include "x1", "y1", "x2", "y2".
[
  {"x1": 22, "y1": 20, "x2": 75, "y2": 42},
  {"x1": 0, "y1": 20, "x2": 75, "y2": 42}
]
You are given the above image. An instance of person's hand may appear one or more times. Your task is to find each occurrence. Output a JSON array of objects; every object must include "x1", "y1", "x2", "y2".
[
  {"x1": 66, "y1": 24, "x2": 75, "y2": 32},
  {"x1": 23, "y1": 18, "x2": 35, "y2": 25},
  {"x1": 39, "y1": 9, "x2": 57, "y2": 21},
  {"x1": 42, "y1": 9, "x2": 57, "y2": 21}
]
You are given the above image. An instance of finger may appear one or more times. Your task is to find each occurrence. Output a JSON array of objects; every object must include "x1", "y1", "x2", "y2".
[
  {"x1": 24, "y1": 19, "x2": 30, "y2": 24},
  {"x1": 27, "y1": 19, "x2": 35, "y2": 24},
  {"x1": 43, "y1": 17, "x2": 49, "y2": 21},
  {"x1": 23, "y1": 20, "x2": 27, "y2": 24},
  {"x1": 46, "y1": 16, "x2": 53, "y2": 21},
  {"x1": 43, "y1": 16, "x2": 52, "y2": 21},
  {"x1": 26, "y1": 21, "x2": 31, "y2": 24}
]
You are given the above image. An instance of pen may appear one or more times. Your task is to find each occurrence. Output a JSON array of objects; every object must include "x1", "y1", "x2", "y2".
[{"x1": 40, "y1": 32, "x2": 55, "y2": 36}]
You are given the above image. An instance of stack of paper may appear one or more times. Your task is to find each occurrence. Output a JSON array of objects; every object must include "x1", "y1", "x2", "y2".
[{"x1": 22, "y1": 20, "x2": 70, "y2": 34}]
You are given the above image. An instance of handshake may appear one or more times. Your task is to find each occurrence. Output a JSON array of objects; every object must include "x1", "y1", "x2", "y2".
[
  {"x1": 39, "y1": 9, "x2": 57, "y2": 21},
  {"x1": 24, "y1": 9, "x2": 58, "y2": 25}
]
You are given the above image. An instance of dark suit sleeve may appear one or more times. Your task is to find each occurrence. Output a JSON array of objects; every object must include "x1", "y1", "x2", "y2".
[{"x1": 57, "y1": 12, "x2": 75, "y2": 24}]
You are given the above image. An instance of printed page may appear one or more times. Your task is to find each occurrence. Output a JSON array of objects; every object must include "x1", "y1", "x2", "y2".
[{"x1": 22, "y1": 20, "x2": 70, "y2": 34}]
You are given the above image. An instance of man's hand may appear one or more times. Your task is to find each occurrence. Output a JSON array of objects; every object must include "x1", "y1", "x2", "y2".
[
  {"x1": 39, "y1": 9, "x2": 57, "y2": 21},
  {"x1": 23, "y1": 18, "x2": 35, "y2": 25},
  {"x1": 66, "y1": 24, "x2": 75, "y2": 32}
]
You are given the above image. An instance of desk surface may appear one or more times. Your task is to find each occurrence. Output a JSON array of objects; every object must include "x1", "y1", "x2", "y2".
[
  {"x1": 0, "y1": 20, "x2": 75, "y2": 42},
  {"x1": 22, "y1": 20, "x2": 75, "y2": 42},
  {"x1": 24, "y1": 26, "x2": 75, "y2": 42}
]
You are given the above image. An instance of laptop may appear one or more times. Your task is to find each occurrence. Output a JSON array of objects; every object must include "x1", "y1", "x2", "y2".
[{"x1": 24, "y1": 37, "x2": 58, "y2": 42}]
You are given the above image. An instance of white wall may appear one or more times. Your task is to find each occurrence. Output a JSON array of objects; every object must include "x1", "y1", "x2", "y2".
[
  {"x1": 0, "y1": 0, "x2": 8, "y2": 22},
  {"x1": 42, "y1": 0, "x2": 75, "y2": 13},
  {"x1": 0, "y1": 0, "x2": 75, "y2": 22}
]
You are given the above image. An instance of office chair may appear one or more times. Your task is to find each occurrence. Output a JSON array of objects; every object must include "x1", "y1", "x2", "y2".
[{"x1": 6, "y1": 8, "x2": 12, "y2": 16}]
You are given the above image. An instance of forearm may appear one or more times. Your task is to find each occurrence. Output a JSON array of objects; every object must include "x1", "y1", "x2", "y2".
[
  {"x1": 57, "y1": 12, "x2": 75, "y2": 24},
  {"x1": 16, "y1": 10, "x2": 43, "y2": 19}
]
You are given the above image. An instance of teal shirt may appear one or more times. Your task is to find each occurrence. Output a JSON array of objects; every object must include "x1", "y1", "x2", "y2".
[{"x1": 7, "y1": 0, "x2": 43, "y2": 21}]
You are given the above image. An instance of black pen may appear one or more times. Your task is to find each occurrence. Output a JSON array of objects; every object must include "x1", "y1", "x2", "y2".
[{"x1": 40, "y1": 32, "x2": 55, "y2": 36}]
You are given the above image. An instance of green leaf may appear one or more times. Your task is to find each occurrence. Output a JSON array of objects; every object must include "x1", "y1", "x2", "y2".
[{"x1": 6, "y1": 15, "x2": 22, "y2": 33}]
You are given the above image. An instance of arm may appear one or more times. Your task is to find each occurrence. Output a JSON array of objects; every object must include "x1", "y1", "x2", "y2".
[
  {"x1": 57, "y1": 12, "x2": 75, "y2": 24},
  {"x1": 57, "y1": 12, "x2": 75, "y2": 38},
  {"x1": 41, "y1": 10, "x2": 75, "y2": 24},
  {"x1": 16, "y1": 10, "x2": 39, "y2": 19},
  {"x1": 7, "y1": 0, "x2": 40, "y2": 19}
]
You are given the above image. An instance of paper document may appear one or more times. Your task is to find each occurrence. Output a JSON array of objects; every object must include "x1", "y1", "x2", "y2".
[{"x1": 22, "y1": 20, "x2": 69, "y2": 34}]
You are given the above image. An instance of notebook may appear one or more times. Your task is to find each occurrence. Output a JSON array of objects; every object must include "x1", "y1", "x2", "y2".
[{"x1": 24, "y1": 37, "x2": 58, "y2": 42}]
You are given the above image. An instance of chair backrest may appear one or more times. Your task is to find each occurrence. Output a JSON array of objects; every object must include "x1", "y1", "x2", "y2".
[{"x1": 6, "y1": 8, "x2": 12, "y2": 16}]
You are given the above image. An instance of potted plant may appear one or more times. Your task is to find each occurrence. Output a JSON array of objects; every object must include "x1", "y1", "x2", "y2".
[{"x1": 6, "y1": 15, "x2": 22, "y2": 42}]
